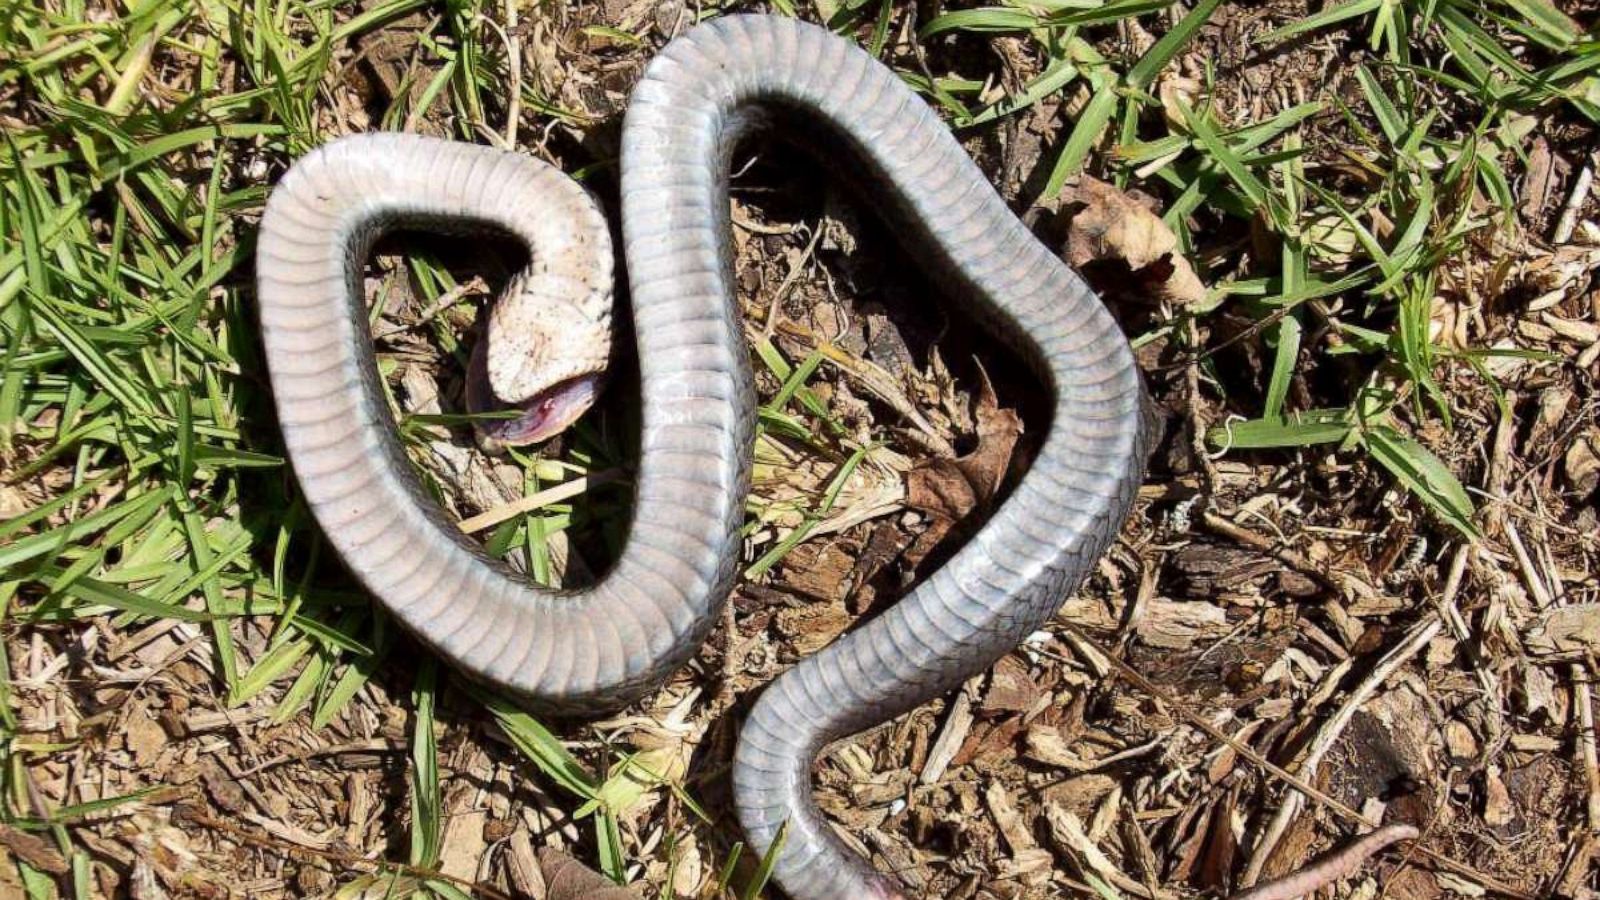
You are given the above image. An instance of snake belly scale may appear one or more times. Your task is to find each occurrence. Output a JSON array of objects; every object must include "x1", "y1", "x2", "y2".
[{"x1": 256, "y1": 14, "x2": 1153, "y2": 900}]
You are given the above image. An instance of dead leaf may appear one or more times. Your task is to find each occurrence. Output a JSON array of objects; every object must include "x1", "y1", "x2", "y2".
[
  {"x1": 904, "y1": 374, "x2": 1023, "y2": 571},
  {"x1": 1525, "y1": 603, "x2": 1600, "y2": 655},
  {"x1": 1522, "y1": 243, "x2": 1600, "y2": 299},
  {"x1": 1158, "y1": 75, "x2": 1202, "y2": 131},
  {"x1": 540, "y1": 847, "x2": 641, "y2": 900},
  {"x1": 1061, "y1": 175, "x2": 1206, "y2": 306}
]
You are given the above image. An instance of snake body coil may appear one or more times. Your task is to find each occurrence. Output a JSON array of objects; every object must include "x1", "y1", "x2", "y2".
[{"x1": 257, "y1": 14, "x2": 1152, "y2": 899}]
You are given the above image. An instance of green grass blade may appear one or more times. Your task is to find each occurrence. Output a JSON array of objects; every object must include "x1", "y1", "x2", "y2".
[
  {"x1": 1361, "y1": 424, "x2": 1479, "y2": 538},
  {"x1": 408, "y1": 659, "x2": 441, "y2": 869},
  {"x1": 1208, "y1": 409, "x2": 1354, "y2": 450},
  {"x1": 1127, "y1": 0, "x2": 1223, "y2": 89}
]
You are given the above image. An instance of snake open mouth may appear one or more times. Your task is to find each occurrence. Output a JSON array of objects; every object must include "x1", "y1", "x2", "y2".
[{"x1": 466, "y1": 342, "x2": 603, "y2": 449}]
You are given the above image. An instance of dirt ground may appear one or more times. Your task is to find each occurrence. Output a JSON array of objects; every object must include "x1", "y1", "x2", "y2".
[{"x1": 4, "y1": 0, "x2": 1599, "y2": 898}]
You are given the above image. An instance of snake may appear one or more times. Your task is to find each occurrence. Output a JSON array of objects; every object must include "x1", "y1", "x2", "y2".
[{"x1": 255, "y1": 13, "x2": 1153, "y2": 900}]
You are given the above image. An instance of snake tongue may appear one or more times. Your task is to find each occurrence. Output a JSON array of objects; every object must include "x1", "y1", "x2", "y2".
[{"x1": 467, "y1": 343, "x2": 602, "y2": 450}]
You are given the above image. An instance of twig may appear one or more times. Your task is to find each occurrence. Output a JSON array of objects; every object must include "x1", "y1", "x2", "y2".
[
  {"x1": 1228, "y1": 824, "x2": 1420, "y2": 900},
  {"x1": 1529, "y1": 522, "x2": 1600, "y2": 833},
  {"x1": 1201, "y1": 511, "x2": 1378, "y2": 602},
  {"x1": 1238, "y1": 610, "x2": 1442, "y2": 885},
  {"x1": 235, "y1": 738, "x2": 402, "y2": 778},
  {"x1": 503, "y1": 0, "x2": 521, "y2": 148},
  {"x1": 1184, "y1": 317, "x2": 1219, "y2": 496},
  {"x1": 371, "y1": 277, "x2": 486, "y2": 340},
  {"x1": 732, "y1": 211, "x2": 798, "y2": 235},
  {"x1": 1553, "y1": 153, "x2": 1594, "y2": 245},
  {"x1": 1578, "y1": 658, "x2": 1600, "y2": 833},
  {"x1": 762, "y1": 220, "x2": 824, "y2": 339}
]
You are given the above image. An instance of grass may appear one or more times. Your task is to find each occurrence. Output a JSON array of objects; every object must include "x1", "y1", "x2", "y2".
[
  {"x1": 0, "y1": 0, "x2": 1591, "y2": 896},
  {"x1": 908, "y1": 0, "x2": 1592, "y2": 538}
]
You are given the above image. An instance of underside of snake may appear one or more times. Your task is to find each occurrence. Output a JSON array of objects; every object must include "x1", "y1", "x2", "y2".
[{"x1": 255, "y1": 14, "x2": 1153, "y2": 899}]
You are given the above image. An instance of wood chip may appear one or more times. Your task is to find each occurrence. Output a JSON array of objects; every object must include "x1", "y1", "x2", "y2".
[
  {"x1": 0, "y1": 825, "x2": 69, "y2": 874},
  {"x1": 981, "y1": 656, "x2": 1042, "y2": 714},
  {"x1": 504, "y1": 828, "x2": 547, "y2": 899},
  {"x1": 985, "y1": 780, "x2": 1037, "y2": 854},
  {"x1": 1525, "y1": 603, "x2": 1600, "y2": 655},
  {"x1": 540, "y1": 847, "x2": 641, "y2": 899},
  {"x1": 1134, "y1": 598, "x2": 1229, "y2": 649},
  {"x1": 921, "y1": 690, "x2": 973, "y2": 785},
  {"x1": 1565, "y1": 430, "x2": 1599, "y2": 497},
  {"x1": 126, "y1": 704, "x2": 166, "y2": 767}
]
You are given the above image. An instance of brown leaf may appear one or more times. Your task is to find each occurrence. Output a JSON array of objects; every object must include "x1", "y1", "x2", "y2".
[
  {"x1": 904, "y1": 375, "x2": 1023, "y2": 571},
  {"x1": 540, "y1": 848, "x2": 641, "y2": 900},
  {"x1": 1061, "y1": 175, "x2": 1206, "y2": 306},
  {"x1": 906, "y1": 461, "x2": 979, "y2": 524},
  {"x1": 956, "y1": 376, "x2": 1023, "y2": 498}
]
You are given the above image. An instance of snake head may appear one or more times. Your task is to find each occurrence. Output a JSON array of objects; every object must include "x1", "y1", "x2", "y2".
[{"x1": 467, "y1": 269, "x2": 613, "y2": 452}]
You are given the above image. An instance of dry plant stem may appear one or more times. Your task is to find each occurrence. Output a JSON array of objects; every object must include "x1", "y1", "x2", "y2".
[
  {"x1": 1240, "y1": 590, "x2": 1447, "y2": 884},
  {"x1": 760, "y1": 220, "x2": 825, "y2": 339},
  {"x1": 1523, "y1": 524, "x2": 1600, "y2": 832},
  {"x1": 1579, "y1": 661, "x2": 1600, "y2": 832},
  {"x1": 455, "y1": 468, "x2": 626, "y2": 533},
  {"x1": 1201, "y1": 511, "x2": 1365, "y2": 599},
  {"x1": 1054, "y1": 621, "x2": 1535, "y2": 900},
  {"x1": 371, "y1": 277, "x2": 486, "y2": 339},
  {"x1": 1553, "y1": 153, "x2": 1594, "y2": 245},
  {"x1": 503, "y1": 0, "x2": 520, "y2": 147},
  {"x1": 1227, "y1": 824, "x2": 1420, "y2": 900},
  {"x1": 1185, "y1": 318, "x2": 1218, "y2": 495}
]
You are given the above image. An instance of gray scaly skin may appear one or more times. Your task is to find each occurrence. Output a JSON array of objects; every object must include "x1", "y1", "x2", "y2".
[{"x1": 255, "y1": 14, "x2": 1154, "y2": 900}]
